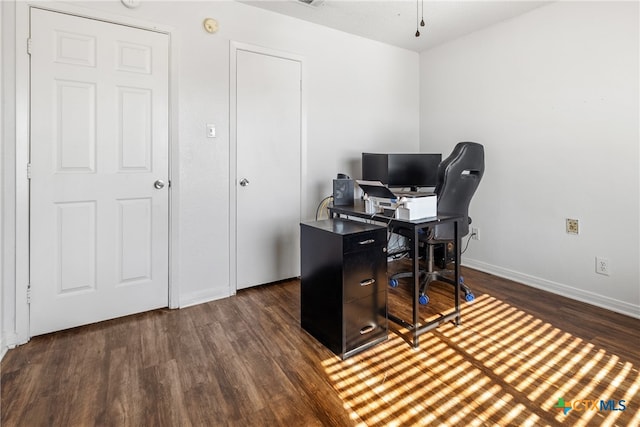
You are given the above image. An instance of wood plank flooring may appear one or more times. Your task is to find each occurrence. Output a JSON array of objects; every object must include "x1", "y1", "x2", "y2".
[{"x1": 2, "y1": 266, "x2": 639, "y2": 426}]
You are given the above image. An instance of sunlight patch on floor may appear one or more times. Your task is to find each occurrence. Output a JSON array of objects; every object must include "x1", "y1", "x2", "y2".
[{"x1": 321, "y1": 294, "x2": 639, "y2": 426}]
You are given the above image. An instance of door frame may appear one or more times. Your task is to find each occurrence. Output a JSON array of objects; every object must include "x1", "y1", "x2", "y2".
[
  {"x1": 229, "y1": 41, "x2": 307, "y2": 295},
  {"x1": 13, "y1": 2, "x2": 181, "y2": 344}
]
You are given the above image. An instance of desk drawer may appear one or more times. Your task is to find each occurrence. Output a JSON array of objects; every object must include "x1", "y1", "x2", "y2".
[
  {"x1": 345, "y1": 291, "x2": 387, "y2": 353},
  {"x1": 343, "y1": 248, "x2": 387, "y2": 302},
  {"x1": 343, "y1": 228, "x2": 386, "y2": 254}
]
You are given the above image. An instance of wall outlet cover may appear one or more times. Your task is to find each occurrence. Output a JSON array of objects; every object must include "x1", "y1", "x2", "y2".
[{"x1": 566, "y1": 218, "x2": 579, "y2": 234}]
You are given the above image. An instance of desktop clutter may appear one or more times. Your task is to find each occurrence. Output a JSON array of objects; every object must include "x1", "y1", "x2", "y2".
[
  {"x1": 359, "y1": 181, "x2": 436, "y2": 220},
  {"x1": 359, "y1": 152, "x2": 440, "y2": 220},
  {"x1": 331, "y1": 152, "x2": 442, "y2": 220},
  {"x1": 329, "y1": 178, "x2": 438, "y2": 221}
]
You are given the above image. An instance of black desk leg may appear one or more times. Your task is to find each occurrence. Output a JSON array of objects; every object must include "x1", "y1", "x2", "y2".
[
  {"x1": 454, "y1": 219, "x2": 461, "y2": 325},
  {"x1": 412, "y1": 227, "x2": 420, "y2": 347}
]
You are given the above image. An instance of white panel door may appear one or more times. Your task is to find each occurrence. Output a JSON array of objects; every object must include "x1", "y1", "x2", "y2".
[
  {"x1": 236, "y1": 50, "x2": 301, "y2": 289},
  {"x1": 29, "y1": 9, "x2": 169, "y2": 335}
]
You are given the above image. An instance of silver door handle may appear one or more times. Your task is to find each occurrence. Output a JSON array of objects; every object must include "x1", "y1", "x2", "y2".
[
  {"x1": 154, "y1": 179, "x2": 165, "y2": 189},
  {"x1": 239, "y1": 178, "x2": 250, "y2": 187}
]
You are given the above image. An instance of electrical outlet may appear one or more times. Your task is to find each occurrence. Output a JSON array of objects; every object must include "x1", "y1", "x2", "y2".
[
  {"x1": 596, "y1": 257, "x2": 610, "y2": 276},
  {"x1": 566, "y1": 218, "x2": 579, "y2": 234},
  {"x1": 471, "y1": 227, "x2": 480, "y2": 240}
]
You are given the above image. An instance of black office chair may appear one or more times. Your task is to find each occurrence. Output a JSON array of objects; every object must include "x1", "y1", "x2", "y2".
[{"x1": 390, "y1": 142, "x2": 485, "y2": 304}]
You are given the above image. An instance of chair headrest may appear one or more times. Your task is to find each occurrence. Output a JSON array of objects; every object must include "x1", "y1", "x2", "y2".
[
  {"x1": 435, "y1": 142, "x2": 484, "y2": 198},
  {"x1": 432, "y1": 142, "x2": 485, "y2": 240}
]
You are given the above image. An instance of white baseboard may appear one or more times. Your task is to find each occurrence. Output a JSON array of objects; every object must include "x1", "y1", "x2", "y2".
[
  {"x1": 463, "y1": 258, "x2": 640, "y2": 319},
  {"x1": 178, "y1": 288, "x2": 232, "y2": 309},
  {"x1": 0, "y1": 337, "x2": 7, "y2": 362}
]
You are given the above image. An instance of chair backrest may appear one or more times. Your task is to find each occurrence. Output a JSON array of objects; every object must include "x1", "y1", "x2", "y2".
[{"x1": 432, "y1": 142, "x2": 485, "y2": 241}]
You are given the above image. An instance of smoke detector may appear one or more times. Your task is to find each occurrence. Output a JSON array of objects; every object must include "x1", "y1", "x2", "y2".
[{"x1": 296, "y1": 0, "x2": 325, "y2": 7}]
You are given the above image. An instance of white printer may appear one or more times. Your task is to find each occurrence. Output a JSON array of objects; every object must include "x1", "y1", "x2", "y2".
[
  {"x1": 395, "y1": 193, "x2": 437, "y2": 220},
  {"x1": 357, "y1": 181, "x2": 437, "y2": 220}
]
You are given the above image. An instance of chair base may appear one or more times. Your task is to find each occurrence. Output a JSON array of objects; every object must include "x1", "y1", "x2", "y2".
[{"x1": 389, "y1": 269, "x2": 474, "y2": 305}]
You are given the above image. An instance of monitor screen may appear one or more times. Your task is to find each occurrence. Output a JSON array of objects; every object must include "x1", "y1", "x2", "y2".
[
  {"x1": 361, "y1": 153, "x2": 389, "y2": 184},
  {"x1": 362, "y1": 153, "x2": 442, "y2": 190}
]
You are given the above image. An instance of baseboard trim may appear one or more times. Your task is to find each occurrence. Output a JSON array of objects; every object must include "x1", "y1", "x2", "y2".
[
  {"x1": 462, "y1": 258, "x2": 640, "y2": 319},
  {"x1": 0, "y1": 337, "x2": 7, "y2": 362}
]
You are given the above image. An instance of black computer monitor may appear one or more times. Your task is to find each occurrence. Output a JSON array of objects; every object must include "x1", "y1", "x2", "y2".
[{"x1": 362, "y1": 153, "x2": 442, "y2": 191}]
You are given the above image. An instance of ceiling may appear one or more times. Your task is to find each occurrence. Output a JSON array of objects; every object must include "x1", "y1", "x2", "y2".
[{"x1": 240, "y1": 0, "x2": 552, "y2": 52}]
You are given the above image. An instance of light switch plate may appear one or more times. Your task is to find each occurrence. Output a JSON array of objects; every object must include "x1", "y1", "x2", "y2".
[{"x1": 206, "y1": 124, "x2": 216, "y2": 138}]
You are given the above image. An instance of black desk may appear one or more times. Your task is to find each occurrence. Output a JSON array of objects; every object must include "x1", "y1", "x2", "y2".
[{"x1": 329, "y1": 200, "x2": 462, "y2": 348}]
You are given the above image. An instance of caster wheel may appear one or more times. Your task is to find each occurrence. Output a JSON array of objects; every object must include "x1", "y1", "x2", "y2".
[
  {"x1": 465, "y1": 292, "x2": 475, "y2": 302},
  {"x1": 389, "y1": 278, "x2": 399, "y2": 288},
  {"x1": 459, "y1": 276, "x2": 465, "y2": 285},
  {"x1": 419, "y1": 294, "x2": 429, "y2": 305}
]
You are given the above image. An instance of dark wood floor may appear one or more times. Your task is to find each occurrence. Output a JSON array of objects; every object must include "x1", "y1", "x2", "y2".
[{"x1": 2, "y1": 266, "x2": 639, "y2": 426}]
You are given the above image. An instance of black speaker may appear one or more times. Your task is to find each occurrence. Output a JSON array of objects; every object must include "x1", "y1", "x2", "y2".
[{"x1": 333, "y1": 178, "x2": 354, "y2": 206}]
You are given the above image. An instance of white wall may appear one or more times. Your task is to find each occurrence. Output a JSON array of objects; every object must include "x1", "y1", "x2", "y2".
[
  {"x1": 1, "y1": 0, "x2": 17, "y2": 356},
  {"x1": 1, "y1": 0, "x2": 418, "y2": 345},
  {"x1": 420, "y1": 1, "x2": 639, "y2": 317},
  {"x1": 0, "y1": 0, "x2": 5, "y2": 358},
  {"x1": 79, "y1": 0, "x2": 418, "y2": 304}
]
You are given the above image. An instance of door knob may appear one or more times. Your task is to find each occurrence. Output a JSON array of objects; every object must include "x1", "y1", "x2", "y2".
[
  {"x1": 239, "y1": 178, "x2": 250, "y2": 187},
  {"x1": 154, "y1": 179, "x2": 166, "y2": 189}
]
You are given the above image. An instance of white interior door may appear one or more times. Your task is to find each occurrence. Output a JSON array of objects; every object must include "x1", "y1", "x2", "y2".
[
  {"x1": 236, "y1": 49, "x2": 302, "y2": 289},
  {"x1": 29, "y1": 8, "x2": 169, "y2": 335}
]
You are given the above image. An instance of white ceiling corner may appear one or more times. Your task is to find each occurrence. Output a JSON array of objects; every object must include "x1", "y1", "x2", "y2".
[{"x1": 239, "y1": 0, "x2": 553, "y2": 52}]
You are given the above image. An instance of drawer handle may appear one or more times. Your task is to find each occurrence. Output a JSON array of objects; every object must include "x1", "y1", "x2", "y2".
[
  {"x1": 360, "y1": 325, "x2": 375, "y2": 335},
  {"x1": 360, "y1": 278, "x2": 375, "y2": 287},
  {"x1": 358, "y1": 239, "x2": 376, "y2": 245}
]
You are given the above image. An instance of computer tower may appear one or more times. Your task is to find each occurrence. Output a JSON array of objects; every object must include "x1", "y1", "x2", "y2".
[{"x1": 333, "y1": 178, "x2": 354, "y2": 206}]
